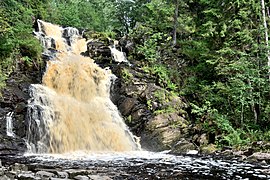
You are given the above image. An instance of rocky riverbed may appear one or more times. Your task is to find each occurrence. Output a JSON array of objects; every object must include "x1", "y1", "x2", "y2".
[{"x1": 0, "y1": 151, "x2": 270, "y2": 180}]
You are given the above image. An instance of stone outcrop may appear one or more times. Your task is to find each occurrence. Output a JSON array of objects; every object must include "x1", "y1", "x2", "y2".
[
  {"x1": 0, "y1": 68, "x2": 43, "y2": 155},
  {"x1": 84, "y1": 36, "x2": 194, "y2": 153}
]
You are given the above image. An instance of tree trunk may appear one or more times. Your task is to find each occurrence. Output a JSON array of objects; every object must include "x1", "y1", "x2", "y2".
[
  {"x1": 261, "y1": 0, "x2": 270, "y2": 80},
  {"x1": 172, "y1": 0, "x2": 179, "y2": 46},
  {"x1": 248, "y1": 80, "x2": 258, "y2": 124}
]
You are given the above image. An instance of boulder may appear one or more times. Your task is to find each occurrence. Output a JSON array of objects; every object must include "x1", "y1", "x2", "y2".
[
  {"x1": 87, "y1": 40, "x2": 111, "y2": 59},
  {"x1": 248, "y1": 152, "x2": 270, "y2": 162},
  {"x1": 17, "y1": 173, "x2": 40, "y2": 180},
  {"x1": 89, "y1": 175, "x2": 112, "y2": 180},
  {"x1": 74, "y1": 175, "x2": 89, "y2": 180},
  {"x1": 118, "y1": 98, "x2": 137, "y2": 116},
  {"x1": 36, "y1": 170, "x2": 55, "y2": 178},
  {"x1": 57, "y1": 171, "x2": 69, "y2": 178},
  {"x1": 170, "y1": 138, "x2": 196, "y2": 154},
  {"x1": 141, "y1": 113, "x2": 190, "y2": 151},
  {"x1": 200, "y1": 144, "x2": 217, "y2": 154}
]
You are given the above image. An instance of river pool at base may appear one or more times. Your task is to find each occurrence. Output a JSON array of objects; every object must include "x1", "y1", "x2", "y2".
[{"x1": 0, "y1": 151, "x2": 270, "y2": 179}]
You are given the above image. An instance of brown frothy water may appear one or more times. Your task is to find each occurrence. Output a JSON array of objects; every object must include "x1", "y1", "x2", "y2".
[{"x1": 28, "y1": 20, "x2": 138, "y2": 153}]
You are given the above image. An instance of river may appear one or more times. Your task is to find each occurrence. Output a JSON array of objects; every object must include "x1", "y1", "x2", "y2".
[{"x1": 0, "y1": 151, "x2": 270, "y2": 179}]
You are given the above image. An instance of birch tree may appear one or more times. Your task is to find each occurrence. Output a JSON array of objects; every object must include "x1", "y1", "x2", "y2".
[
  {"x1": 261, "y1": 0, "x2": 270, "y2": 80},
  {"x1": 172, "y1": 0, "x2": 179, "y2": 46}
]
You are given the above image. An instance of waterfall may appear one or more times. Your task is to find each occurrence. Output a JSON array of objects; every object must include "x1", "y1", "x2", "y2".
[
  {"x1": 6, "y1": 112, "x2": 15, "y2": 137},
  {"x1": 26, "y1": 20, "x2": 139, "y2": 153},
  {"x1": 109, "y1": 41, "x2": 129, "y2": 63}
]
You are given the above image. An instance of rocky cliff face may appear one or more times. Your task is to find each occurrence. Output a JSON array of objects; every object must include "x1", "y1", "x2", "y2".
[
  {"x1": 83, "y1": 32, "x2": 196, "y2": 153},
  {"x1": 0, "y1": 66, "x2": 43, "y2": 155}
]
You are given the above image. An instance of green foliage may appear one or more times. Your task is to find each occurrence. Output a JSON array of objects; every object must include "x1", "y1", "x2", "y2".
[
  {"x1": 137, "y1": 30, "x2": 164, "y2": 63},
  {"x1": 174, "y1": 0, "x2": 270, "y2": 148},
  {"x1": 154, "y1": 106, "x2": 176, "y2": 115},
  {"x1": 154, "y1": 90, "x2": 167, "y2": 102},
  {"x1": 121, "y1": 68, "x2": 134, "y2": 83},
  {"x1": 147, "y1": 99, "x2": 153, "y2": 110},
  {"x1": 0, "y1": 0, "x2": 45, "y2": 94},
  {"x1": 46, "y1": 0, "x2": 138, "y2": 32}
]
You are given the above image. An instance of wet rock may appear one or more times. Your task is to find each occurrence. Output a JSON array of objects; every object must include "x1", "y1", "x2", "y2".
[
  {"x1": 141, "y1": 113, "x2": 190, "y2": 151},
  {"x1": 11, "y1": 163, "x2": 28, "y2": 172},
  {"x1": 261, "y1": 160, "x2": 267, "y2": 165},
  {"x1": 0, "y1": 108, "x2": 7, "y2": 116},
  {"x1": 66, "y1": 169, "x2": 88, "y2": 178},
  {"x1": 15, "y1": 102, "x2": 27, "y2": 113},
  {"x1": 0, "y1": 136, "x2": 27, "y2": 155},
  {"x1": 124, "y1": 81, "x2": 148, "y2": 97},
  {"x1": 170, "y1": 138, "x2": 196, "y2": 154},
  {"x1": 75, "y1": 175, "x2": 90, "y2": 180},
  {"x1": 17, "y1": 173, "x2": 40, "y2": 180},
  {"x1": 200, "y1": 144, "x2": 217, "y2": 154},
  {"x1": 243, "y1": 148, "x2": 254, "y2": 156},
  {"x1": 57, "y1": 171, "x2": 69, "y2": 178},
  {"x1": 0, "y1": 175, "x2": 10, "y2": 180},
  {"x1": 3, "y1": 172, "x2": 16, "y2": 179},
  {"x1": 220, "y1": 149, "x2": 233, "y2": 156},
  {"x1": 118, "y1": 98, "x2": 137, "y2": 116},
  {"x1": 86, "y1": 40, "x2": 111, "y2": 61},
  {"x1": 198, "y1": 133, "x2": 208, "y2": 146},
  {"x1": 0, "y1": 65, "x2": 42, "y2": 155},
  {"x1": 106, "y1": 57, "x2": 190, "y2": 152},
  {"x1": 0, "y1": 168, "x2": 4, "y2": 176},
  {"x1": 233, "y1": 150, "x2": 244, "y2": 157},
  {"x1": 88, "y1": 175, "x2": 112, "y2": 180},
  {"x1": 186, "y1": 150, "x2": 199, "y2": 155},
  {"x1": 131, "y1": 109, "x2": 145, "y2": 122},
  {"x1": 248, "y1": 152, "x2": 270, "y2": 161},
  {"x1": 36, "y1": 170, "x2": 55, "y2": 178}
]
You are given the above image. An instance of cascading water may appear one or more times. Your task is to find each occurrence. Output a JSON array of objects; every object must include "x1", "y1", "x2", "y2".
[
  {"x1": 109, "y1": 41, "x2": 129, "y2": 63},
  {"x1": 6, "y1": 112, "x2": 15, "y2": 137},
  {"x1": 27, "y1": 20, "x2": 139, "y2": 153}
]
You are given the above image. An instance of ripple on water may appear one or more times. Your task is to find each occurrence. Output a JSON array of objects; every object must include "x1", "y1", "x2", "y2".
[{"x1": 1, "y1": 151, "x2": 270, "y2": 179}]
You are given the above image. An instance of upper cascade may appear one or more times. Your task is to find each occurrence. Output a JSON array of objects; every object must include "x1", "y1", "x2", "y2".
[
  {"x1": 34, "y1": 20, "x2": 87, "y2": 57},
  {"x1": 27, "y1": 20, "x2": 139, "y2": 153},
  {"x1": 109, "y1": 41, "x2": 129, "y2": 64}
]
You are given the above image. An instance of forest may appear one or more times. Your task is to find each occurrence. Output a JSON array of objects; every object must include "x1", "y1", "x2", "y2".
[{"x1": 1, "y1": 0, "x2": 270, "y2": 149}]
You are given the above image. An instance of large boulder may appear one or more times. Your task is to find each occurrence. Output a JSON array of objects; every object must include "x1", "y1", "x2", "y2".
[{"x1": 141, "y1": 113, "x2": 190, "y2": 151}]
